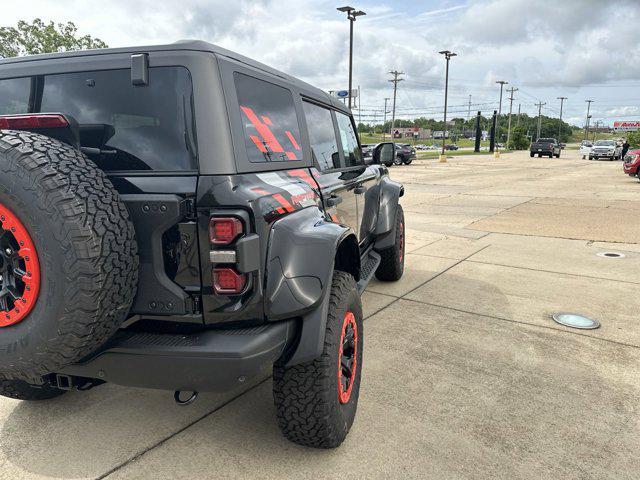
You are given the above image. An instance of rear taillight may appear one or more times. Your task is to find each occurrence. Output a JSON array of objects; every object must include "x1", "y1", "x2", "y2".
[
  {"x1": 209, "y1": 217, "x2": 243, "y2": 245},
  {"x1": 209, "y1": 216, "x2": 247, "y2": 294},
  {"x1": 213, "y1": 267, "x2": 246, "y2": 294},
  {"x1": 0, "y1": 114, "x2": 69, "y2": 130}
]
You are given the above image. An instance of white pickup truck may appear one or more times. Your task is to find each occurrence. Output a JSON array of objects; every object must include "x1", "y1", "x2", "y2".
[{"x1": 579, "y1": 140, "x2": 592, "y2": 159}]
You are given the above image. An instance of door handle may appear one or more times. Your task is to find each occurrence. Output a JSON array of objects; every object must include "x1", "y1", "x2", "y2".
[
  {"x1": 326, "y1": 194, "x2": 343, "y2": 207},
  {"x1": 354, "y1": 185, "x2": 366, "y2": 195}
]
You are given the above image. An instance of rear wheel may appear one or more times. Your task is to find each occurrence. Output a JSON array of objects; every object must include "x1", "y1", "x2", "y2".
[
  {"x1": 403, "y1": 159, "x2": 413, "y2": 165},
  {"x1": 375, "y1": 204, "x2": 405, "y2": 281},
  {"x1": 0, "y1": 378, "x2": 66, "y2": 400},
  {"x1": 273, "y1": 271, "x2": 363, "y2": 448},
  {"x1": 530, "y1": 152, "x2": 534, "y2": 157}
]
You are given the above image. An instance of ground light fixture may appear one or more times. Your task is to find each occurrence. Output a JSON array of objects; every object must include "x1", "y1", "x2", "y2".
[
  {"x1": 438, "y1": 50, "x2": 457, "y2": 163},
  {"x1": 337, "y1": 6, "x2": 366, "y2": 109},
  {"x1": 552, "y1": 313, "x2": 600, "y2": 330}
]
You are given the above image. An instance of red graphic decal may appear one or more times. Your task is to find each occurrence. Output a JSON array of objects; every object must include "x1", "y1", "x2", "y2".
[
  {"x1": 288, "y1": 169, "x2": 317, "y2": 188},
  {"x1": 272, "y1": 193, "x2": 295, "y2": 212},
  {"x1": 240, "y1": 106, "x2": 284, "y2": 153},
  {"x1": 250, "y1": 135, "x2": 268, "y2": 153},
  {"x1": 261, "y1": 115, "x2": 273, "y2": 126},
  {"x1": 285, "y1": 130, "x2": 301, "y2": 150},
  {"x1": 285, "y1": 151, "x2": 297, "y2": 160}
]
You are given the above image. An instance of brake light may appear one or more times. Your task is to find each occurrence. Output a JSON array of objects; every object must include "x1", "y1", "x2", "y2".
[
  {"x1": 209, "y1": 217, "x2": 243, "y2": 245},
  {"x1": 0, "y1": 114, "x2": 69, "y2": 130},
  {"x1": 213, "y1": 268, "x2": 246, "y2": 294}
]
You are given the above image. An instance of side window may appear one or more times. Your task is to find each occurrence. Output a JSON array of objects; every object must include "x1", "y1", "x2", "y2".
[
  {"x1": 0, "y1": 78, "x2": 30, "y2": 115},
  {"x1": 335, "y1": 112, "x2": 362, "y2": 167},
  {"x1": 234, "y1": 73, "x2": 302, "y2": 163},
  {"x1": 302, "y1": 101, "x2": 340, "y2": 171}
]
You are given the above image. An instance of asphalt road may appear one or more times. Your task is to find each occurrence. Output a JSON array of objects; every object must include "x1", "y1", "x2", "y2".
[{"x1": 2, "y1": 149, "x2": 639, "y2": 480}]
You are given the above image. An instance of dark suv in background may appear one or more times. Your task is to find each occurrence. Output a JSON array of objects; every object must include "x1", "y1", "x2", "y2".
[
  {"x1": 0, "y1": 40, "x2": 405, "y2": 448},
  {"x1": 394, "y1": 143, "x2": 415, "y2": 165}
]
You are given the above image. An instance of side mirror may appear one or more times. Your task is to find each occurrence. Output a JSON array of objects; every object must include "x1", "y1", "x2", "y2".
[{"x1": 373, "y1": 142, "x2": 395, "y2": 166}]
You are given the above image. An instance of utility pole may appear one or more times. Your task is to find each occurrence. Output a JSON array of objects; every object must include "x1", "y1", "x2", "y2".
[
  {"x1": 557, "y1": 96, "x2": 567, "y2": 141},
  {"x1": 337, "y1": 6, "x2": 366, "y2": 109},
  {"x1": 495, "y1": 80, "x2": 508, "y2": 157},
  {"x1": 506, "y1": 86, "x2": 518, "y2": 148},
  {"x1": 438, "y1": 50, "x2": 457, "y2": 163},
  {"x1": 388, "y1": 70, "x2": 404, "y2": 140},
  {"x1": 382, "y1": 97, "x2": 390, "y2": 140},
  {"x1": 357, "y1": 85, "x2": 361, "y2": 126},
  {"x1": 467, "y1": 94, "x2": 472, "y2": 121},
  {"x1": 535, "y1": 102, "x2": 546, "y2": 141},
  {"x1": 516, "y1": 103, "x2": 521, "y2": 126},
  {"x1": 584, "y1": 99, "x2": 593, "y2": 140}
]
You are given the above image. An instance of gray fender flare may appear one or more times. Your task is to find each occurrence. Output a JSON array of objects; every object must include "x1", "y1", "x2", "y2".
[
  {"x1": 374, "y1": 176, "x2": 404, "y2": 250},
  {"x1": 264, "y1": 207, "x2": 359, "y2": 366}
]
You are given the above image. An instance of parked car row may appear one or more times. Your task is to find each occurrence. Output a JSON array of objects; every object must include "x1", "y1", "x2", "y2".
[{"x1": 581, "y1": 139, "x2": 626, "y2": 161}]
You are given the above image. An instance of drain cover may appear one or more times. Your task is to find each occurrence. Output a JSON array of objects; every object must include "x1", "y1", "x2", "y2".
[
  {"x1": 597, "y1": 252, "x2": 625, "y2": 258},
  {"x1": 552, "y1": 313, "x2": 600, "y2": 329}
]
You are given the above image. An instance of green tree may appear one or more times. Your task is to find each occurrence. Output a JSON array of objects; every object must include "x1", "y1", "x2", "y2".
[
  {"x1": 0, "y1": 19, "x2": 107, "y2": 58},
  {"x1": 507, "y1": 125, "x2": 529, "y2": 150},
  {"x1": 627, "y1": 131, "x2": 640, "y2": 149}
]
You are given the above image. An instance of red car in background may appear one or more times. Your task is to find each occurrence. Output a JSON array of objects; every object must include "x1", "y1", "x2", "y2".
[{"x1": 623, "y1": 149, "x2": 640, "y2": 177}]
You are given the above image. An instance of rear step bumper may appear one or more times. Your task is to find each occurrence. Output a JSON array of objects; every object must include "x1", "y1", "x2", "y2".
[{"x1": 59, "y1": 320, "x2": 295, "y2": 392}]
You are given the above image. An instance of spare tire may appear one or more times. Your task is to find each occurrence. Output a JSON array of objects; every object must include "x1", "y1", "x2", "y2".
[{"x1": 0, "y1": 131, "x2": 138, "y2": 380}]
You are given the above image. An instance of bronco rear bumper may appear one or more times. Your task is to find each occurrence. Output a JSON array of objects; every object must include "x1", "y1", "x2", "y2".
[{"x1": 59, "y1": 320, "x2": 295, "y2": 392}]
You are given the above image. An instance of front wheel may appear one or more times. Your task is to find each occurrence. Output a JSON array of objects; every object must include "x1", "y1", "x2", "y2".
[
  {"x1": 273, "y1": 271, "x2": 363, "y2": 448},
  {"x1": 530, "y1": 152, "x2": 534, "y2": 157},
  {"x1": 403, "y1": 159, "x2": 413, "y2": 165},
  {"x1": 393, "y1": 156, "x2": 403, "y2": 166},
  {"x1": 375, "y1": 204, "x2": 405, "y2": 281}
]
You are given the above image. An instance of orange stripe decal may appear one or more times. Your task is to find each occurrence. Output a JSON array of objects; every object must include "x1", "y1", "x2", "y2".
[
  {"x1": 240, "y1": 106, "x2": 284, "y2": 153},
  {"x1": 261, "y1": 115, "x2": 273, "y2": 126},
  {"x1": 285, "y1": 151, "x2": 297, "y2": 160},
  {"x1": 272, "y1": 193, "x2": 295, "y2": 212},
  {"x1": 285, "y1": 130, "x2": 301, "y2": 150},
  {"x1": 250, "y1": 135, "x2": 268, "y2": 153}
]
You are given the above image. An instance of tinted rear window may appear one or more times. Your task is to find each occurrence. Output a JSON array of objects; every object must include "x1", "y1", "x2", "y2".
[
  {"x1": 0, "y1": 67, "x2": 196, "y2": 172},
  {"x1": 234, "y1": 73, "x2": 302, "y2": 163},
  {"x1": 0, "y1": 77, "x2": 30, "y2": 115}
]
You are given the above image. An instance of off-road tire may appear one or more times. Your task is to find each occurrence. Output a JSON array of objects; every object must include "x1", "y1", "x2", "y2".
[
  {"x1": 0, "y1": 378, "x2": 66, "y2": 400},
  {"x1": 0, "y1": 131, "x2": 138, "y2": 380},
  {"x1": 403, "y1": 159, "x2": 413, "y2": 165},
  {"x1": 530, "y1": 152, "x2": 534, "y2": 157},
  {"x1": 273, "y1": 271, "x2": 363, "y2": 448},
  {"x1": 375, "y1": 204, "x2": 405, "y2": 281}
]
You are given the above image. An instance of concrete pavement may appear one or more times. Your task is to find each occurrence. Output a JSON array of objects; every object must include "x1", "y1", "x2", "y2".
[{"x1": 1, "y1": 149, "x2": 639, "y2": 480}]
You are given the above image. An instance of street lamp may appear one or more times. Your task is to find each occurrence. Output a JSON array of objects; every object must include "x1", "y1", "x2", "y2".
[
  {"x1": 494, "y1": 80, "x2": 508, "y2": 157},
  {"x1": 337, "y1": 6, "x2": 366, "y2": 109},
  {"x1": 438, "y1": 50, "x2": 457, "y2": 163}
]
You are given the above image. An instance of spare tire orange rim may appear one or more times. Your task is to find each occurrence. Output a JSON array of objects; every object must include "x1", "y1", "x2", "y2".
[{"x1": 0, "y1": 204, "x2": 40, "y2": 327}]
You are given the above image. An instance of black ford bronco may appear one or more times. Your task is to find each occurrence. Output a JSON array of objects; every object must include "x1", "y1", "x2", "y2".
[{"x1": 0, "y1": 41, "x2": 404, "y2": 448}]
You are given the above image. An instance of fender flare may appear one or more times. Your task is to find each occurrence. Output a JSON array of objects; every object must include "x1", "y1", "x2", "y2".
[
  {"x1": 374, "y1": 176, "x2": 404, "y2": 250},
  {"x1": 264, "y1": 207, "x2": 358, "y2": 366}
]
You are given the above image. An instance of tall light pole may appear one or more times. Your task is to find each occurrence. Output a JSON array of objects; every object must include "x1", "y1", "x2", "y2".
[
  {"x1": 467, "y1": 94, "x2": 472, "y2": 120},
  {"x1": 584, "y1": 99, "x2": 594, "y2": 140},
  {"x1": 494, "y1": 80, "x2": 508, "y2": 157},
  {"x1": 388, "y1": 70, "x2": 404, "y2": 140},
  {"x1": 506, "y1": 86, "x2": 518, "y2": 148},
  {"x1": 557, "y1": 96, "x2": 567, "y2": 141},
  {"x1": 337, "y1": 6, "x2": 366, "y2": 109},
  {"x1": 438, "y1": 50, "x2": 457, "y2": 163},
  {"x1": 382, "y1": 97, "x2": 390, "y2": 140}
]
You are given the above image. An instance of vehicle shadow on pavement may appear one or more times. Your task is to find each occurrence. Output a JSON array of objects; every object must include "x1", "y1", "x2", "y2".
[{"x1": 0, "y1": 378, "x2": 265, "y2": 479}]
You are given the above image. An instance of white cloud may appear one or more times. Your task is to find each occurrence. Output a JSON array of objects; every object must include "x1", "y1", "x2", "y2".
[{"x1": 2, "y1": 0, "x2": 639, "y2": 125}]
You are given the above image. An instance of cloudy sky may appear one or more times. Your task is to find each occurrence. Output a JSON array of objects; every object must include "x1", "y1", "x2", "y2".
[{"x1": 4, "y1": 0, "x2": 640, "y2": 126}]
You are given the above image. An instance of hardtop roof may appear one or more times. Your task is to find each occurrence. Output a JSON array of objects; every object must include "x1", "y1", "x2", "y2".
[{"x1": 0, "y1": 40, "x2": 350, "y2": 113}]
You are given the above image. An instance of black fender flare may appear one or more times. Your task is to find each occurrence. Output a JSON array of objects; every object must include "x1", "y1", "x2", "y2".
[
  {"x1": 264, "y1": 206, "x2": 359, "y2": 366},
  {"x1": 374, "y1": 176, "x2": 404, "y2": 250}
]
